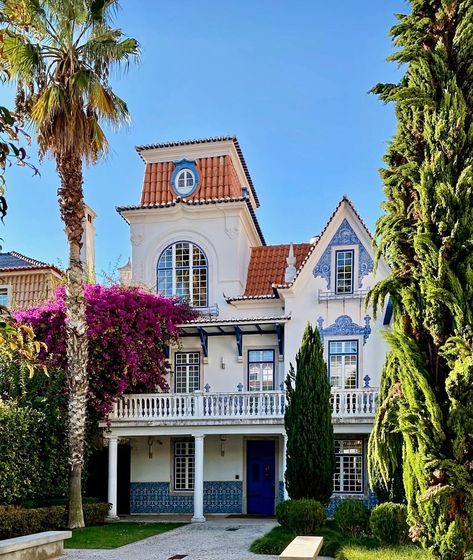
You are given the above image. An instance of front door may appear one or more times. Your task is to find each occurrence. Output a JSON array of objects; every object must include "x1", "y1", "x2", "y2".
[{"x1": 247, "y1": 440, "x2": 275, "y2": 515}]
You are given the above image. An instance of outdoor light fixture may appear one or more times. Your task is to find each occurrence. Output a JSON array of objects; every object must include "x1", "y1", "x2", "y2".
[
  {"x1": 221, "y1": 356, "x2": 226, "y2": 369},
  {"x1": 147, "y1": 437, "x2": 154, "y2": 459},
  {"x1": 220, "y1": 436, "x2": 227, "y2": 457}
]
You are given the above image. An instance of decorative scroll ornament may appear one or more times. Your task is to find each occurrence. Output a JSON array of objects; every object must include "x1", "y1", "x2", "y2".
[{"x1": 317, "y1": 314, "x2": 372, "y2": 344}]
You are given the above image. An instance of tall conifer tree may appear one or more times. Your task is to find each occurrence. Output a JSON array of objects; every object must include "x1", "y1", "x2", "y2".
[
  {"x1": 284, "y1": 323, "x2": 334, "y2": 503},
  {"x1": 369, "y1": 2, "x2": 473, "y2": 558}
]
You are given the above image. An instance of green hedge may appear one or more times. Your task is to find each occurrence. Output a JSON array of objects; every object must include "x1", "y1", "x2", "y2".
[
  {"x1": 334, "y1": 500, "x2": 371, "y2": 536},
  {"x1": 276, "y1": 499, "x2": 326, "y2": 534},
  {"x1": 0, "y1": 503, "x2": 110, "y2": 539},
  {"x1": 370, "y1": 503, "x2": 409, "y2": 545}
]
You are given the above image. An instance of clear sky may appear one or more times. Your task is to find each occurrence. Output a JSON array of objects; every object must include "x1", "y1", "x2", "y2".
[{"x1": 0, "y1": 0, "x2": 406, "y2": 279}]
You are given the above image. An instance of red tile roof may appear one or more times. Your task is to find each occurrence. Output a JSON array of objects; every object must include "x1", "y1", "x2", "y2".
[
  {"x1": 243, "y1": 243, "x2": 312, "y2": 297},
  {"x1": 0, "y1": 251, "x2": 62, "y2": 276},
  {"x1": 137, "y1": 136, "x2": 260, "y2": 207},
  {"x1": 140, "y1": 156, "x2": 243, "y2": 206}
]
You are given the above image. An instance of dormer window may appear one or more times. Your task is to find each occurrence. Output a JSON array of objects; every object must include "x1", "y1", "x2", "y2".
[
  {"x1": 175, "y1": 169, "x2": 195, "y2": 196},
  {"x1": 171, "y1": 159, "x2": 199, "y2": 197},
  {"x1": 157, "y1": 241, "x2": 208, "y2": 307},
  {"x1": 335, "y1": 250, "x2": 354, "y2": 294}
]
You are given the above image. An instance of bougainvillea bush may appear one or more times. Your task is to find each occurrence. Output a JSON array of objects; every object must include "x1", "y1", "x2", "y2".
[{"x1": 15, "y1": 285, "x2": 195, "y2": 417}]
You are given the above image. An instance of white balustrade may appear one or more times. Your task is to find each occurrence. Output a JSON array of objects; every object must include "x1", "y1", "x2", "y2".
[
  {"x1": 109, "y1": 388, "x2": 378, "y2": 422},
  {"x1": 330, "y1": 388, "x2": 378, "y2": 417}
]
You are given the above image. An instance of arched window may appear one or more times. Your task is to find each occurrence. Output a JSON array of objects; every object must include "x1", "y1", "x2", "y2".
[{"x1": 157, "y1": 242, "x2": 208, "y2": 307}]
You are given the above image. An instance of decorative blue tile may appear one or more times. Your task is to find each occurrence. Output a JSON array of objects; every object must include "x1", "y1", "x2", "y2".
[
  {"x1": 326, "y1": 490, "x2": 378, "y2": 518},
  {"x1": 279, "y1": 481, "x2": 285, "y2": 502},
  {"x1": 313, "y1": 218, "x2": 373, "y2": 289},
  {"x1": 317, "y1": 314, "x2": 372, "y2": 344},
  {"x1": 130, "y1": 481, "x2": 243, "y2": 514}
]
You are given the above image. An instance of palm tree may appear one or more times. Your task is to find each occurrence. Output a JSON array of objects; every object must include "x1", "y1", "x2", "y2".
[{"x1": 0, "y1": 0, "x2": 139, "y2": 528}]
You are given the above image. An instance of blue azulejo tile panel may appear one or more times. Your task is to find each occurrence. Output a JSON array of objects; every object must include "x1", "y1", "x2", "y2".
[
  {"x1": 130, "y1": 481, "x2": 243, "y2": 514},
  {"x1": 326, "y1": 489, "x2": 378, "y2": 518},
  {"x1": 131, "y1": 482, "x2": 193, "y2": 514},
  {"x1": 203, "y1": 481, "x2": 242, "y2": 513},
  {"x1": 279, "y1": 481, "x2": 285, "y2": 502}
]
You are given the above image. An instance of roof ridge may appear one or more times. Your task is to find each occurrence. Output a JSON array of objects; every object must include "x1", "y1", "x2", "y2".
[{"x1": 9, "y1": 250, "x2": 53, "y2": 268}]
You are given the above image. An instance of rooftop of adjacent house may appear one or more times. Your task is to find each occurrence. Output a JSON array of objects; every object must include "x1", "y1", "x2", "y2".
[
  {"x1": 0, "y1": 251, "x2": 62, "y2": 275},
  {"x1": 136, "y1": 136, "x2": 259, "y2": 208}
]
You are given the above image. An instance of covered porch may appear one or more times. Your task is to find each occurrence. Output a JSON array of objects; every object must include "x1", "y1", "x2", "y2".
[{"x1": 105, "y1": 425, "x2": 287, "y2": 522}]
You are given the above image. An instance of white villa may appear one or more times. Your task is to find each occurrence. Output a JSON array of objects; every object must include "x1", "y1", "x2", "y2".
[{"x1": 106, "y1": 136, "x2": 391, "y2": 521}]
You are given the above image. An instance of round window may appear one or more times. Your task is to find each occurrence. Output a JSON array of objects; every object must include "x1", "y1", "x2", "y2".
[{"x1": 175, "y1": 168, "x2": 195, "y2": 196}]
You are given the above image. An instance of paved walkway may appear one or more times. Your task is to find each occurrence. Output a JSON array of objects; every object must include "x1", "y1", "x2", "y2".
[{"x1": 65, "y1": 518, "x2": 279, "y2": 560}]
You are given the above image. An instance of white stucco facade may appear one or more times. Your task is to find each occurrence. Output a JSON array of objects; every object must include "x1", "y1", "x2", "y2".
[{"x1": 106, "y1": 137, "x2": 389, "y2": 519}]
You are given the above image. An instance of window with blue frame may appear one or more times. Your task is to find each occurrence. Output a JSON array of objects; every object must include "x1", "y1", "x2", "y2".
[
  {"x1": 335, "y1": 249, "x2": 354, "y2": 294},
  {"x1": 157, "y1": 241, "x2": 208, "y2": 307},
  {"x1": 173, "y1": 440, "x2": 195, "y2": 491},
  {"x1": 174, "y1": 351, "x2": 200, "y2": 393},
  {"x1": 328, "y1": 340, "x2": 358, "y2": 389},
  {"x1": 334, "y1": 439, "x2": 363, "y2": 493},
  {"x1": 0, "y1": 286, "x2": 9, "y2": 307},
  {"x1": 248, "y1": 350, "x2": 275, "y2": 392}
]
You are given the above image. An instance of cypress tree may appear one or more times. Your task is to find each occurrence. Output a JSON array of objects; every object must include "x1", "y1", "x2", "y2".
[
  {"x1": 284, "y1": 323, "x2": 335, "y2": 504},
  {"x1": 369, "y1": 2, "x2": 473, "y2": 557}
]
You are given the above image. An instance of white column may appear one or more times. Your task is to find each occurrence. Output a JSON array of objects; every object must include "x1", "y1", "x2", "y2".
[
  {"x1": 282, "y1": 433, "x2": 288, "y2": 500},
  {"x1": 107, "y1": 436, "x2": 119, "y2": 519},
  {"x1": 192, "y1": 434, "x2": 206, "y2": 522}
]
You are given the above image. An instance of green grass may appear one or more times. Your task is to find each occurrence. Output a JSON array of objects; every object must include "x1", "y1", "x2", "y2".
[
  {"x1": 249, "y1": 521, "x2": 440, "y2": 559},
  {"x1": 249, "y1": 521, "x2": 377, "y2": 558},
  {"x1": 65, "y1": 522, "x2": 185, "y2": 549},
  {"x1": 336, "y1": 544, "x2": 434, "y2": 560}
]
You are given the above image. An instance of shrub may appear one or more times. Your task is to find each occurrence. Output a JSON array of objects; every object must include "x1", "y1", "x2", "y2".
[
  {"x1": 334, "y1": 500, "x2": 370, "y2": 536},
  {"x1": 370, "y1": 502, "x2": 409, "y2": 545},
  {"x1": 250, "y1": 525, "x2": 295, "y2": 555},
  {"x1": 276, "y1": 500, "x2": 291, "y2": 528},
  {"x1": 277, "y1": 499, "x2": 326, "y2": 534},
  {"x1": 0, "y1": 503, "x2": 109, "y2": 539},
  {"x1": 0, "y1": 505, "x2": 66, "y2": 539},
  {"x1": 82, "y1": 502, "x2": 111, "y2": 526}
]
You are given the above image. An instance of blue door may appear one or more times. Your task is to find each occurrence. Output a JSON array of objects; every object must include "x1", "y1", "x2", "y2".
[{"x1": 247, "y1": 440, "x2": 275, "y2": 515}]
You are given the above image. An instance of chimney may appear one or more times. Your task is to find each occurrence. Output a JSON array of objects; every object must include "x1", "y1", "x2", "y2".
[
  {"x1": 81, "y1": 205, "x2": 96, "y2": 283},
  {"x1": 284, "y1": 243, "x2": 297, "y2": 283},
  {"x1": 118, "y1": 258, "x2": 132, "y2": 287}
]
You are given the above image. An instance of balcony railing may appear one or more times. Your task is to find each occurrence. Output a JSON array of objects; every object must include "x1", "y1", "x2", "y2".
[
  {"x1": 318, "y1": 289, "x2": 369, "y2": 302},
  {"x1": 108, "y1": 388, "x2": 378, "y2": 423}
]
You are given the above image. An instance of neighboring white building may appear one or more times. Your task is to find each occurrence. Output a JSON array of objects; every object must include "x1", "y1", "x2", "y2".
[{"x1": 107, "y1": 136, "x2": 391, "y2": 521}]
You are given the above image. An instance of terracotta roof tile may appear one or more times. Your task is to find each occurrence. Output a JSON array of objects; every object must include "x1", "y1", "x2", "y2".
[
  {"x1": 243, "y1": 243, "x2": 312, "y2": 297},
  {"x1": 136, "y1": 135, "x2": 259, "y2": 206},
  {"x1": 139, "y1": 155, "x2": 243, "y2": 206}
]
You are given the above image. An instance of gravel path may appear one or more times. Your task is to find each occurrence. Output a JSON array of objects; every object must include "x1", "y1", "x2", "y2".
[{"x1": 64, "y1": 519, "x2": 279, "y2": 560}]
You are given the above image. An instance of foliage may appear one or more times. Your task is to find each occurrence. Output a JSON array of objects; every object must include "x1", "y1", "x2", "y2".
[
  {"x1": 275, "y1": 499, "x2": 326, "y2": 535},
  {"x1": 250, "y1": 519, "x2": 378, "y2": 558},
  {"x1": 0, "y1": 400, "x2": 46, "y2": 504},
  {"x1": 0, "y1": 99, "x2": 38, "y2": 219},
  {"x1": 0, "y1": 361, "x2": 69, "y2": 500},
  {"x1": 368, "y1": 356, "x2": 405, "y2": 504},
  {"x1": 334, "y1": 500, "x2": 371, "y2": 537},
  {"x1": 82, "y1": 502, "x2": 110, "y2": 526},
  {"x1": 336, "y1": 545, "x2": 434, "y2": 560},
  {"x1": 0, "y1": 0, "x2": 140, "y2": 528},
  {"x1": 367, "y1": 2, "x2": 473, "y2": 558},
  {"x1": 276, "y1": 499, "x2": 291, "y2": 528},
  {"x1": 370, "y1": 503, "x2": 409, "y2": 545},
  {"x1": 0, "y1": 505, "x2": 66, "y2": 538},
  {"x1": 15, "y1": 284, "x2": 195, "y2": 417},
  {"x1": 0, "y1": 502, "x2": 111, "y2": 539},
  {"x1": 284, "y1": 323, "x2": 335, "y2": 503},
  {"x1": 65, "y1": 522, "x2": 185, "y2": 549}
]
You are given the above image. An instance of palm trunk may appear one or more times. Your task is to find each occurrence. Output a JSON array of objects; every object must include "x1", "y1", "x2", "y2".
[{"x1": 57, "y1": 151, "x2": 88, "y2": 529}]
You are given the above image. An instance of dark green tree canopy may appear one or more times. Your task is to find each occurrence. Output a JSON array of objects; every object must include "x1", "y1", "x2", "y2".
[
  {"x1": 284, "y1": 323, "x2": 335, "y2": 504},
  {"x1": 368, "y1": 2, "x2": 473, "y2": 558}
]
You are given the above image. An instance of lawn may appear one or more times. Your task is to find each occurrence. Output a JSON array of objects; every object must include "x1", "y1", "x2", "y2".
[
  {"x1": 249, "y1": 521, "x2": 434, "y2": 559},
  {"x1": 249, "y1": 521, "x2": 378, "y2": 558},
  {"x1": 336, "y1": 544, "x2": 434, "y2": 559},
  {"x1": 65, "y1": 522, "x2": 185, "y2": 549}
]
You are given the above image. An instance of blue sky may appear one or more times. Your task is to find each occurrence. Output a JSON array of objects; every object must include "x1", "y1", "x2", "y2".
[{"x1": 0, "y1": 0, "x2": 406, "y2": 279}]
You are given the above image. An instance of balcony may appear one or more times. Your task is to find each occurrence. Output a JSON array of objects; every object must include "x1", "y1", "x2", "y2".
[{"x1": 108, "y1": 388, "x2": 379, "y2": 424}]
